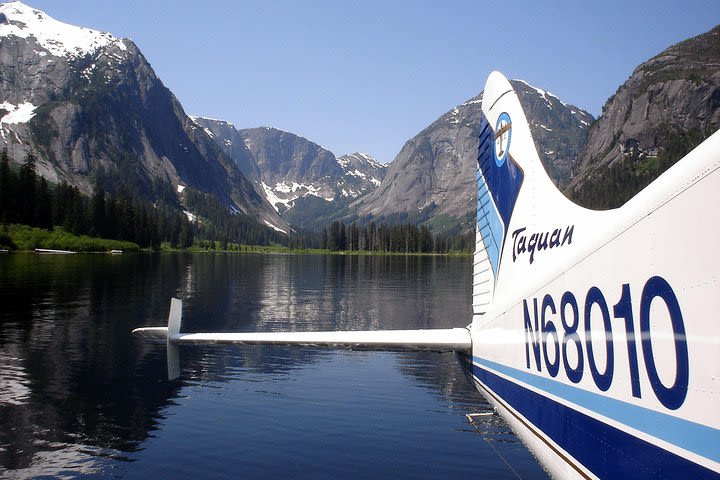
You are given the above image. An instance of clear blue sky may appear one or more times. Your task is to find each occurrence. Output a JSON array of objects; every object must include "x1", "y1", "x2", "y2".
[{"x1": 26, "y1": 0, "x2": 720, "y2": 164}]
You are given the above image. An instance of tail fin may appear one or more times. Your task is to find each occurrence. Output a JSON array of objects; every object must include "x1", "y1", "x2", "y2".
[
  {"x1": 473, "y1": 72, "x2": 587, "y2": 317},
  {"x1": 472, "y1": 70, "x2": 720, "y2": 323}
]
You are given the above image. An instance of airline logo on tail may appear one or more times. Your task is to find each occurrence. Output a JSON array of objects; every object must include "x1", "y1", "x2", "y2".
[
  {"x1": 476, "y1": 111, "x2": 524, "y2": 280},
  {"x1": 494, "y1": 112, "x2": 512, "y2": 164}
]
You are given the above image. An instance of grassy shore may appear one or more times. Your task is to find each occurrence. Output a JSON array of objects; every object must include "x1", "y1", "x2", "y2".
[
  {"x1": 0, "y1": 224, "x2": 140, "y2": 252},
  {"x1": 0, "y1": 224, "x2": 470, "y2": 256}
]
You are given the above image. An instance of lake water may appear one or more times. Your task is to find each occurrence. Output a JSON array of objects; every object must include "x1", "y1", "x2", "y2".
[{"x1": 0, "y1": 253, "x2": 548, "y2": 479}]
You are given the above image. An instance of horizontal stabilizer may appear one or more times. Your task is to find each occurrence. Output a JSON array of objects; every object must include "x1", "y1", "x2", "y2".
[
  {"x1": 133, "y1": 325, "x2": 471, "y2": 352},
  {"x1": 132, "y1": 298, "x2": 472, "y2": 379},
  {"x1": 170, "y1": 329, "x2": 470, "y2": 352},
  {"x1": 132, "y1": 327, "x2": 168, "y2": 338}
]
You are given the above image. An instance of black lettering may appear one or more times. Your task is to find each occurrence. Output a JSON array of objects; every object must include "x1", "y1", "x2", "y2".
[
  {"x1": 512, "y1": 228, "x2": 526, "y2": 262},
  {"x1": 537, "y1": 232, "x2": 549, "y2": 251},
  {"x1": 549, "y1": 228, "x2": 561, "y2": 248},
  {"x1": 511, "y1": 225, "x2": 575, "y2": 264},
  {"x1": 562, "y1": 225, "x2": 575, "y2": 246},
  {"x1": 528, "y1": 233, "x2": 538, "y2": 264}
]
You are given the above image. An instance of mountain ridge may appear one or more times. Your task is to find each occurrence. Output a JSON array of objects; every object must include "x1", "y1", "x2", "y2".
[
  {"x1": 351, "y1": 79, "x2": 594, "y2": 232},
  {"x1": 567, "y1": 25, "x2": 720, "y2": 208},
  {"x1": 193, "y1": 117, "x2": 387, "y2": 229},
  {"x1": 0, "y1": 1, "x2": 287, "y2": 233}
]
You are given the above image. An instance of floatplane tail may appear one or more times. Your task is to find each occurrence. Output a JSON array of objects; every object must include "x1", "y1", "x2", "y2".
[{"x1": 466, "y1": 71, "x2": 720, "y2": 479}]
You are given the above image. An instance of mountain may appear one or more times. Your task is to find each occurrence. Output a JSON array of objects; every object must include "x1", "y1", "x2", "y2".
[
  {"x1": 0, "y1": 2, "x2": 286, "y2": 232},
  {"x1": 567, "y1": 25, "x2": 720, "y2": 208},
  {"x1": 352, "y1": 79, "x2": 594, "y2": 232},
  {"x1": 336, "y1": 152, "x2": 386, "y2": 197},
  {"x1": 192, "y1": 118, "x2": 387, "y2": 229}
]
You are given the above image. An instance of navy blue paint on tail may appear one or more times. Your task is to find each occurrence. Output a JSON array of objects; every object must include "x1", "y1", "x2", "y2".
[{"x1": 476, "y1": 113, "x2": 524, "y2": 276}]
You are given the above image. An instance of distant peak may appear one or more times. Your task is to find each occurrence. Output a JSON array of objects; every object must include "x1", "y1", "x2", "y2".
[
  {"x1": 511, "y1": 78, "x2": 567, "y2": 107},
  {"x1": 190, "y1": 115, "x2": 234, "y2": 127},
  {"x1": 0, "y1": 1, "x2": 127, "y2": 58},
  {"x1": 338, "y1": 152, "x2": 386, "y2": 169}
]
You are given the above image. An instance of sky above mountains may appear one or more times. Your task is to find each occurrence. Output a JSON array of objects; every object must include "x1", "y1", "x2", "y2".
[{"x1": 21, "y1": 0, "x2": 720, "y2": 164}]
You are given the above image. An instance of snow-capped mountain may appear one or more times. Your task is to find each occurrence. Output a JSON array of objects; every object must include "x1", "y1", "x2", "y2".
[
  {"x1": 0, "y1": 1, "x2": 286, "y2": 232},
  {"x1": 352, "y1": 80, "x2": 594, "y2": 232},
  {"x1": 336, "y1": 152, "x2": 385, "y2": 196},
  {"x1": 192, "y1": 118, "x2": 387, "y2": 228}
]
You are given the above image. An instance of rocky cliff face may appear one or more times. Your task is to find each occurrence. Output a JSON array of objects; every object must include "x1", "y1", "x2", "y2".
[
  {"x1": 567, "y1": 25, "x2": 720, "y2": 208},
  {"x1": 188, "y1": 116, "x2": 260, "y2": 187},
  {"x1": 336, "y1": 152, "x2": 386, "y2": 198},
  {"x1": 0, "y1": 2, "x2": 285, "y2": 231},
  {"x1": 194, "y1": 118, "x2": 386, "y2": 228},
  {"x1": 352, "y1": 80, "x2": 593, "y2": 232}
]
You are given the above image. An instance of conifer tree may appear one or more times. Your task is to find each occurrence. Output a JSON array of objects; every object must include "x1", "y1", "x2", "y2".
[
  {"x1": 0, "y1": 148, "x2": 12, "y2": 223},
  {"x1": 35, "y1": 176, "x2": 52, "y2": 229},
  {"x1": 91, "y1": 184, "x2": 107, "y2": 237},
  {"x1": 18, "y1": 152, "x2": 37, "y2": 225}
]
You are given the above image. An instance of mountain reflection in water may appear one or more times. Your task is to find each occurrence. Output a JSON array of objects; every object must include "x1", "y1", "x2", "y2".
[{"x1": 0, "y1": 253, "x2": 547, "y2": 479}]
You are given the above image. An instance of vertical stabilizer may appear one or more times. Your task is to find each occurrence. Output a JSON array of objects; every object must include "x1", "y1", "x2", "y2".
[
  {"x1": 167, "y1": 298, "x2": 182, "y2": 380},
  {"x1": 473, "y1": 72, "x2": 586, "y2": 318}
]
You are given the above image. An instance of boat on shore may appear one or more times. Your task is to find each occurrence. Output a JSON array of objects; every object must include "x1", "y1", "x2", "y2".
[{"x1": 34, "y1": 248, "x2": 76, "y2": 254}]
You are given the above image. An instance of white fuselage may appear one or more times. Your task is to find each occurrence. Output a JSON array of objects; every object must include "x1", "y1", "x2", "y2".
[{"x1": 465, "y1": 125, "x2": 720, "y2": 479}]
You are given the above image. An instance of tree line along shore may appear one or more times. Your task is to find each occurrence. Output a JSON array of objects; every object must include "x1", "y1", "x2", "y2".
[{"x1": 0, "y1": 149, "x2": 472, "y2": 255}]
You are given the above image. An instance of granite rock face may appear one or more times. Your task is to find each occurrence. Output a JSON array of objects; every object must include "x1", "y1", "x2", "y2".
[
  {"x1": 352, "y1": 80, "x2": 593, "y2": 231},
  {"x1": 0, "y1": 2, "x2": 284, "y2": 230},
  {"x1": 567, "y1": 25, "x2": 720, "y2": 208},
  {"x1": 194, "y1": 118, "x2": 386, "y2": 228}
]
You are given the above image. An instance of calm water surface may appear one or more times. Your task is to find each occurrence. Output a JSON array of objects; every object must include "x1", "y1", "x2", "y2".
[{"x1": 0, "y1": 253, "x2": 548, "y2": 479}]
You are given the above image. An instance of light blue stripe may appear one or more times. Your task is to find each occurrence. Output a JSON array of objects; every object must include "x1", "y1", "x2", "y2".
[
  {"x1": 472, "y1": 356, "x2": 720, "y2": 464},
  {"x1": 476, "y1": 171, "x2": 504, "y2": 275}
]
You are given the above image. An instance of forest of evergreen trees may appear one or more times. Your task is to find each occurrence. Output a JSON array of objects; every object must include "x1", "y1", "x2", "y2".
[
  {"x1": 0, "y1": 149, "x2": 193, "y2": 249},
  {"x1": 0, "y1": 148, "x2": 474, "y2": 254},
  {"x1": 568, "y1": 127, "x2": 711, "y2": 209},
  {"x1": 288, "y1": 220, "x2": 473, "y2": 254},
  {"x1": 183, "y1": 189, "x2": 285, "y2": 247}
]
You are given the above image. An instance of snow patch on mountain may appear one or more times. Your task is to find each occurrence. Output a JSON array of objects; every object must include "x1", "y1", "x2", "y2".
[
  {"x1": 261, "y1": 180, "x2": 334, "y2": 212},
  {"x1": 183, "y1": 210, "x2": 197, "y2": 223},
  {"x1": 0, "y1": 101, "x2": 37, "y2": 124},
  {"x1": 0, "y1": 1, "x2": 126, "y2": 58},
  {"x1": 264, "y1": 220, "x2": 288, "y2": 234},
  {"x1": 261, "y1": 182, "x2": 289, "y2": 212},
  {"x1": 512, "y1": 78, "x2": 568, "y2": 108},
  {"x1": 338, "y1": 152, "x2": 384, "y2": 169},
  {"x1": 336, "y1": 152, "x2": 387, "y2": 196},
  {"x1": 189, "y1": 115, "x2": 233, "y2": 127}
]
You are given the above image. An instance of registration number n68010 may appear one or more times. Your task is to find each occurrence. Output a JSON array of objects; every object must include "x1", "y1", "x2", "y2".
[{"x1": 523, "y1": 276, "x2": 688, "y2": 410}]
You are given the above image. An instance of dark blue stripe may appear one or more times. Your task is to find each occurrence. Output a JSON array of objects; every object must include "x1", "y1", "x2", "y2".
[
  {"x1": 472, "y1": 356, "x2": 719, "y2": 461},
  {"x1": 476, "y1": 113, "x2": 523, "y2": 238},
  {"x1": 461, "y1": 357, "x2": 719, "y2": 480}
]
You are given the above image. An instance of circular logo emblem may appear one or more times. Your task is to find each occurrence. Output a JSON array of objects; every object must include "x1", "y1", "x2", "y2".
[{"x1": 494, "y1": 112, "x2": 512, "y2": 167}]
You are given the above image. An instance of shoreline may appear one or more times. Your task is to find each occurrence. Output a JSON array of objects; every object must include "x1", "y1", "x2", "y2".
[{"x1": 1, "y1": 224, "x2": 471, "y2": 257}]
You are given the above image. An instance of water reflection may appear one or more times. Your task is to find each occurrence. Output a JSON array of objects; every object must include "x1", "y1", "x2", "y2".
[
  {"x1": 0, "y1": 254, "x2": 184, "y2": 475},
  {"x1": 0, "y1": 253, "x2": 545, "y2": 479}
]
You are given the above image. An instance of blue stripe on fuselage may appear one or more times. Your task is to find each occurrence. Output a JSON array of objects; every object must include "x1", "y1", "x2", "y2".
[{"x1": 462, "y1": 356, "x2": 720, "y2": 479}]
